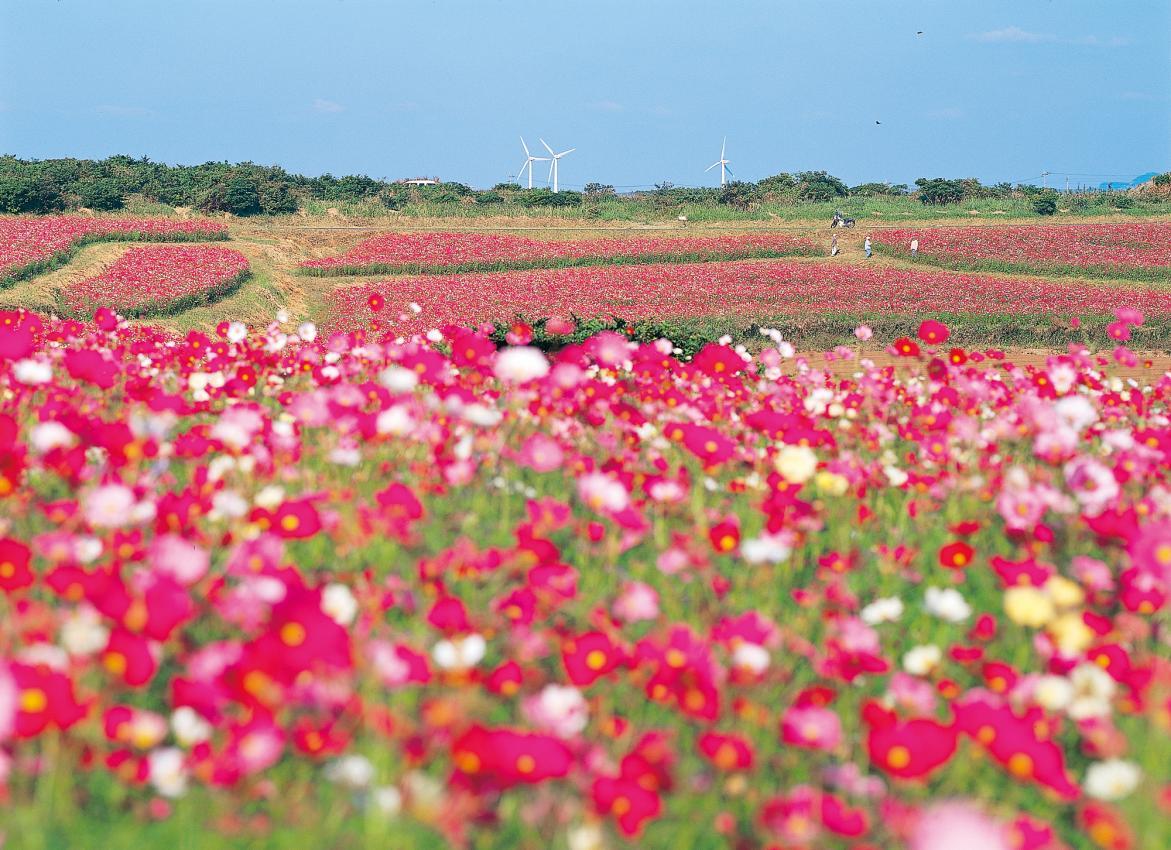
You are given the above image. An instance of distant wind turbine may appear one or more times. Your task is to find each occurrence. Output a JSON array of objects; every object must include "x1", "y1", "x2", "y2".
[
  {"x1": 517, "y1": 137, "x2": 550, "y2": 189},
  {"x1": 705, "y1": 137, "x2": 733, "y2": 187},
  {"x1": 540, "y1": 138, "x2": 575, "y2": 193}
]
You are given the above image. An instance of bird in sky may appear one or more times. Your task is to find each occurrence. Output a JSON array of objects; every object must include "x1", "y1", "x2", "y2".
[
  {"x1": 916, "y1": 31, "x2": 924, "y2": 35},
  {"x1": 875, "y1": 120, "x2": 882, "y2": 125}
]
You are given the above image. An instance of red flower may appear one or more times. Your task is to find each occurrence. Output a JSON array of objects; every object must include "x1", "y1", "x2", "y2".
[
  {"x1": 918, "y1": 319, "x2": 950, "y2": 344},
  {"x1": 893, "y1": 337, "x2": 921, "y2": 357},
  {"x1": 938, "y1": 540, "x2": 975, "y2": 569},
  {"x1": 0, "y1": 537, "x2": 33, "y2": 592}
]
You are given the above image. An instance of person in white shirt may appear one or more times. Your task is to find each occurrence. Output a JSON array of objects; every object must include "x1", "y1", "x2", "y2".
[
  {"x1": 910, "y1": 238, "x2": 919, "y2": 258},
  {"x1": 864, "y1": 236, "x2": 872, "y2": 258}
]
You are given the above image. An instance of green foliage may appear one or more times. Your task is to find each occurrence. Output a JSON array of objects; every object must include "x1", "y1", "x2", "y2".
[
  {"x1": 1112, "y1": 194, "x2": 1135, "y2": 209},
  {"x1": 583, "y1": 182, "x2": 616, "y2": 197},
  {"x1": 718, "y1": 180, "x2": 759, "y2": 209},
  {"x1": 849, "y1": 182, "x2": 908, "y2": 197},
  {"x1": 1153, "y1": 172, "x2": 1171, "y2": 187},
  {"x1": 796, "y1": 171, "x2": 848, "y2": 201},
  {"x1": 1032, "y1": 191, "x2": 1058, "y2": 216},
  {"x1": 914, "y1": 177, "x2": 966, "y2": 205},
  {"x1": 258, "y1": 181, "x2": 299, "y2": 215},
  {"x1": 516, "y1": 188, "x2": 582, "y2": 207},
  {"x1": 76, "y1": 178, "x2": 126, "y2": 211}
]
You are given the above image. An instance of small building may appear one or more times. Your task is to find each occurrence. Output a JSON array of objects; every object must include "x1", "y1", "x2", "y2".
[{"x1": 398, "y1": 177, "x2": 441, "y2": 186}]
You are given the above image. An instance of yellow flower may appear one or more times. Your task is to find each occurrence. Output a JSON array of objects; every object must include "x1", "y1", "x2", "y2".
[
  {"x1": 814, "y1": 471, "x2": 849, "y2": 496},
  {"x1": 774, "y1": 445, "x2": 818, "y2": 484},
  {"x1": 1050, "y1": 612, "x2": 1093, "y2": 653},
  {"x1": 1045, "y1": 576, "x2": 1085, "y2": 609},
  {"x1": 1004, "y1": 586, "x2": 1056, "y2": 628}
]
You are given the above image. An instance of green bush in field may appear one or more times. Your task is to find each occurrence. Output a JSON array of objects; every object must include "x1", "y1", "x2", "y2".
[
  {"x1": 1113, "y1": 194, "x2": 1135, "y2": 209},
  {"x1": 517, "y1": 188, "x2": 582, "y2": 207},
  {"x1": 77, "y1": 178, "x2": 126, "y2": 211},
  {"x1": 796, "y1": 171, "x2": 848, "y2": 201},
  {"x1": 914, "y1": 177, "x2": 966, "y2": 205},
  {"x1": 1032, "y1": 191, "x2": 1058, "y2": 216}
]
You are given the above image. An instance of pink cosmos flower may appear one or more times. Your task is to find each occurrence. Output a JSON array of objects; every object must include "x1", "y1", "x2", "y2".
[
  {"x1": 909, "y1": 801, "x2": 1010, "y2": 850},
  {"x1": 612, "y1": 582, "x2": 660, "y2": 623},
  {"x1": 518, "y1": 434, "x2": 564, "y2": 473}
]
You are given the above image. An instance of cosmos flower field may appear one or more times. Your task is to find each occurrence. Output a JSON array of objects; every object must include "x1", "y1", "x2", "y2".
[{"x1": 0, "y1": 215, "x2": 1170, "y2": 849}]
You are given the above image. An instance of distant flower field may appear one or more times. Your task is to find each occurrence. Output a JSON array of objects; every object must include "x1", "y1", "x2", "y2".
[
  {"x1": 323, "y1": 260, "x2": 1171, "y2": 340},
  {"x1": 299, "y1": 231, "x2": 818, "y2": 275},
  {"x1": 0, "y1": 215, "x2": 229, "y2": 286},
  {"x1": 872, "y1": 224, "x2": 1171, "y2": 280},
  {"x1": 62, "y1": 245, "x2": 251, "y2": 318}
]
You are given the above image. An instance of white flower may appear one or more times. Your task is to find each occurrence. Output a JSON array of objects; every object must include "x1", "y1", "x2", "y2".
[
  {"x1": 1068, "y1": 663, "x2": 1116, "y2": 720},
  {"x1": 903, "y1": 644, "x2": 942, "y2": 676},
  {"x1": 254, "y1": 485, "x2": 285, "y2": 510},
  {"x1": 884, "y1": 465, "x2": 909, "y2": 487},
  {"x1": 494, "y1": 347, "x2": 550, "y2": 383},
  {"x1": 774, "y1": 445, "x2": 818, "y2": 484},
  {"x1": 29, "y1": 422, "x2": 74, "y2": 453},
  {"x1": 431, "y1": 634, "x2": 486, "y2": 670},
  {"x1": 148, "y1": 748, "x2": 188, "y2": 798},
  {"x1": 568, "y1": 824, "x2": 606, "y2": 850},
  {"x1": 1033, "y1": 675, "x2": 1074, "y2": 712},
  {"x1": 322, "y1": 583, "x2": 359, "y2": 627},
  {"x1": 924, "y1": 586, "x2": 971, "y2": 623},
  {"x1": 1054, "y1": 395, "x2": 1098, "y2": 433},
  {"x1": 379, "y1": 366, "x2": 419, "y2": 393},
  {"x1": 171, "y1": 707, "x2": 213, "y2": 746},
  {"x1": 461, "y1": 404, "x2": 503, "y2": 427},
  {"x1": 741, "y1": 534, "x2": 792, "y2": 564},
  {"x1": 324, "y1": 755, "x2": 375, "y2": 789},
  {"x1": 297, "y1": 321, "x2": 317, "y2": 342},
  {"x1": 861, "y1": 597, "x2": 904, "y2": 625},
  {"x1": 1084, "y1": 759, "x2": 1142, "y2": 800},
  {"x1": 371, "y1": 785, "x2": 403, "y2": 816},
  {"x1": 408, "y1": 302, "x2": 422, "y2": 314},
  {"x1": 210, "y1": 490, "x2": 249, "y2": 520},
  {"x1": 377, "y1": 406, "x2": 415, "y2": 436},
  {"x1": 60, "y1": 606, "x2": 109, "y2": 657},
  {"x1": 227, "y1": 321, "x2": 248, "y2": 343},
  {"x1": 13, "y1": 359, "x2": 52, "y2": 385},
  {"x1": 731, "y1": 642, "x2": 770, "y2": 673},
  {"x1": 83, "y1": 484, "x2": 136, "y2": 528}
]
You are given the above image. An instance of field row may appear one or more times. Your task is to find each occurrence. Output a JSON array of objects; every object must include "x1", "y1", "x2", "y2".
[
  {"x1": 323, "y1": 260, "x2": 1171, "y2": 342},
  {"x1": 299, "y1": 230, "x2": 819, "y2": 275},
  {"x1": 0, "y1": 215, "x2": 229, "y2": 285},
  {"x1": 0, "y1": 308, "x2": 1167, "y2": 849},
  {"x1": 873, "y1": 224, "x2": 1171, "y2": 280}
]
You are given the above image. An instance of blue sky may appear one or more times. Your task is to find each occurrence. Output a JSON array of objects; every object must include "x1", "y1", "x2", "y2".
[{"x1": 1, "y1": 0, "x2": 1167, "y2": 190}]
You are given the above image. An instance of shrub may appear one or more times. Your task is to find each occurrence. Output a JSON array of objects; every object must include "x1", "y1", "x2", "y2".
[
  {"x1": 77, "y1": 178, "x2": 125, "y2": 211},
  {"x1": 1153, "y1": 172, "x2": 1171, "y2": 187},
  {"x1": 583, "y1": 183, "x2": 616, "y2": 198},
  {"x1": 1113, "y1": 194, "x2": 1135, "y2": 209},
  {"x1": 849, "y1": 182, "x2": 908, "y2": 197},
  {"x1": 718, "y1": 181, "x2": 758, "y2": 209},
  {"x1": 796, "y1": 171, "x2": 847, "y2": 201},
  {"x1": 258, "y1": 181, "x2": 299, "y2": 215},
  {"x1": 0, "y1": 177, "x2": 64, "y2": 213},
  {"x1": 475, "y1": 191, "x2": 505, "y2": 205},
  {"x1": 1032, "y1": 191, "x2": 1058, "y2": 216},
  {"x1": 517, "y1": 188, "x2": 582, "y2": 207},
  {"x1": 915, "y1": 177, "x2": 966, "y2": 206}
]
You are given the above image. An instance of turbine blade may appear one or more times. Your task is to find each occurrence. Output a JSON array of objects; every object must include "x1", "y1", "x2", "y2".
[
  {"x1": 725, "y1": 165, "x2": 734, "y2": 176},
  {"x1": 721, "y1": 136, "x2": 726, "y2": 158},
  {"x1": 540, "y1": 138, "x2": 555, "y2": 156},
  {"x1": 520, "y1": 136, "x2": 530, "y2": 156},
  {"x1": 559, "y1": 148, "x2": 575, "y2": 157},
  {"x1": 705, "y1": 161, "x2": 720, "y2": 171}
]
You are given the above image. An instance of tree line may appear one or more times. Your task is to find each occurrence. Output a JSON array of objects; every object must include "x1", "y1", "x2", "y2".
[{"x1": 1, "y1": 155, "x2": 1165, "y2": 216}]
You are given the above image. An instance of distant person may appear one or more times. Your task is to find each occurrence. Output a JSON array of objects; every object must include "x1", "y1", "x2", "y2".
[
  {"x1": 910, "y1": 238, "x2": 919, "y2": 258},
  {"x1": 864, "y1": 236, "x2": 872, "y2": 258},
  {"x1": 831, "y1": 233, "x2": 839, "y2": 256}
]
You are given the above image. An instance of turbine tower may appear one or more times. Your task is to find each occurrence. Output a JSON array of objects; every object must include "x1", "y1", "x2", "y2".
[
  {"x1": 540, "y1": 138, "x2": 575, "y2": 193},
  {"x1": 517, "y1": 137, "x2": 550, "y2": 190},
  {"x1": 705, "y1": 137, "x2": 733, "y2": 187}
]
